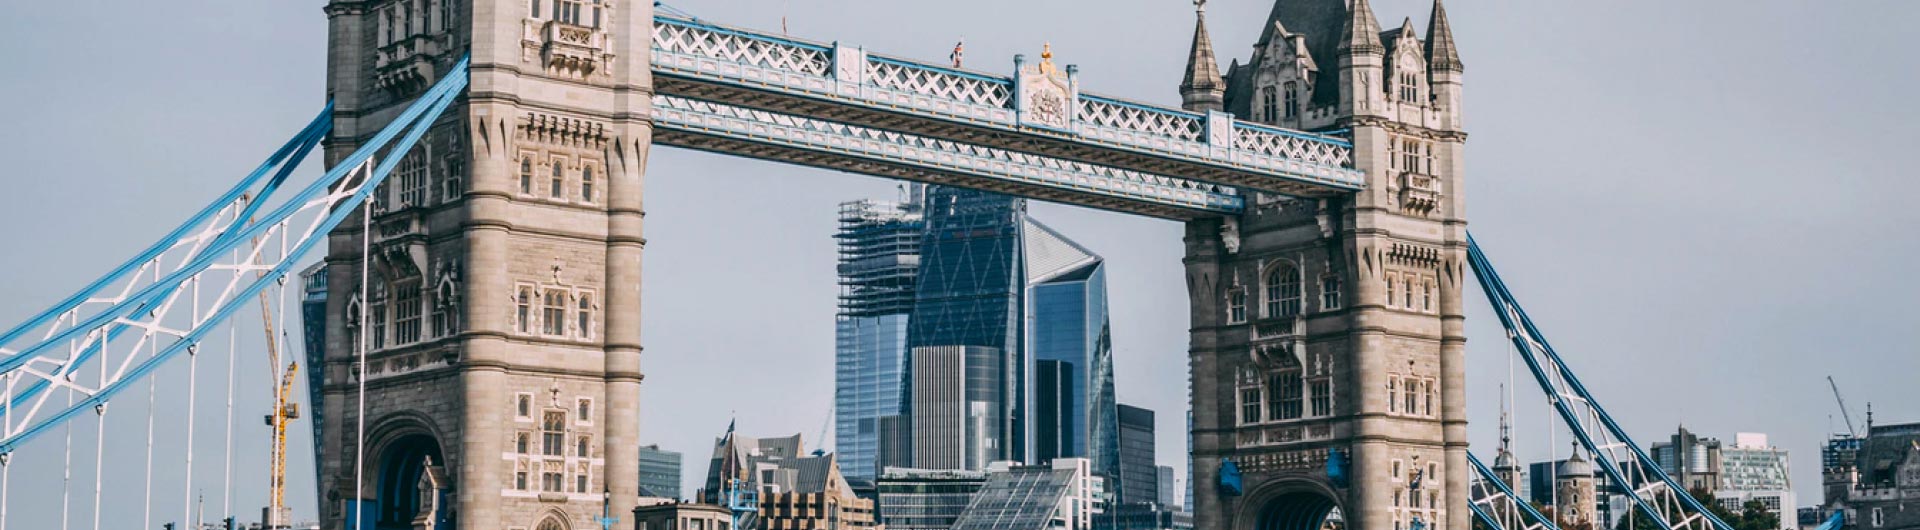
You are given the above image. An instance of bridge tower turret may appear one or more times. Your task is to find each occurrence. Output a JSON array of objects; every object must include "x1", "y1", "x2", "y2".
[
  {"x1": 319, "y1": 0, "x2": 651, "y2": 528},
  {"x1": 1184, "y1": 0, "x2": 1467, "y2": 529}
]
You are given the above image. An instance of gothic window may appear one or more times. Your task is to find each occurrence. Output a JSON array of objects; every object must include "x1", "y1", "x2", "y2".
[
  {"x1": 1260, "y1": 87, "x2": 1279, "y2": 123},
  {"x1": 430, "y1": 293, "x2": 450, "y2": 338},
  {"x1": 542, "y1": 289, "x2": 566, "y2": 336},
  {"x1": 529, "y1": 0, "x2": 543, "y2": 19},
  {"x1": 370, "y1": 284, "x2": 388, "y2": 349},
  {"x1": 394, "y1": 283, "x2": 422, "y2": 345},
  {"x1": 542, "y1": 411, "x2": 566, "y2": 456},
  {"x1": 384, "y1": 10, "x2": 397, "y2": 44},
  {"x1": 1240, "y1": 388, "x2": 1262, "y2": 424},
  {"x1": 580, "y1": 166, "x2": 594, "y2": 202},
  {"x1": 1871, "y1": 508, "x2": 1883, "y2": 527},
  {"x1": 543, "y1": 468, "x2": 564, "y2": 492},
  {"x1": 1283, "y1": 82, "x2": 1299, "y2": 120},
  {"x1": 1321, "y1": 276, "x2": 1343, "y2": 311},
  {"x1": 516, "y1": 432, "x2": 531, "y2": 454},
  {"x1": 516, "y1": 469, "x2": 530, "y2": 490},
  {"x1": 576, "y1": 398, "x2": 593, "y2": 424},
  {"x1": 1421, "y1": 277, "x2": 1436, "y2": 313},
  {"x1": 576, "y1": 436, "x2": 590, "y2": 458},
  {"x1": 591, "y1": 0, "x2": 603, "y2": 28},
  {"x1": 1403, "y1": 276, "x2": 1415, "y2": 309},
  {"x1": 397, "y1": 149, "x2": 427, "y2": 206},
  {"x1": 556, "y1": 0, "x2": 584, "y2": 25},
  {"x1": 1387, "y1": 377, "x2": 1399, "y2": 413},
  {"x1": 1385, "y1": 273, "x2": 1400, "y2": 308},
  {"x1": 441, "y1": 0, "x2": 456, "y2": 33},
  {"x1": 1392, "y1": 459, "x2": 1403, "y2": 479},
  {"x1": 520, "y1": 157, "x2": 534, "y2": 195},
  {"x1": 1400, "y1": 139, "x2": 1424, "y2": 174},
  {"x1": 516, "y1": 393, "x2": 533, "y2": 418},
  {"x1": 549, "y1": 160, "x2": 565, "y2": 199},
  {"x1": 1226, "y1": 288, "x2": 1247, "y2": 324},
  {"x1": 1264, "y1": 264, "x2": 1302, "y2": 318},
  {"x1": 1309, "y1": 379, "x2": 1331, "y2": 417},
  {"x1": 1404, "y1": 378, "x2": 1419, "y2": 414},
  {"x1": 516, "y1": 286, "x2": 534, "y2": 333},
  {"x1": 576, "y1": 292, "x2": 594, "y2": 339},
  {"x1": 1398, "y1": 71, "x2": 1420, "y2": 103},
  {"x1": 1268, "y1": 372, "x2": 1303, "y2": 421},
  {"x1": 442, "y1": 146, "x2": 463, "y2": 201},
  {"x1": 576, "y1": 471, "x2": 588, "y2": 493}
]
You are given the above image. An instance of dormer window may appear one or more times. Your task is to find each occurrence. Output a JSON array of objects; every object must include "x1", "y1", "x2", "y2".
[
  {"x1": 1260, "y1": 87, "x2": 1279, "y2": 123},
  {"x1": 1283, "y1": 82, "x2": 1300, "y2": 120},
  {"x1": 1398, "y1": 71, "x2": 1421, "y2": 104}
]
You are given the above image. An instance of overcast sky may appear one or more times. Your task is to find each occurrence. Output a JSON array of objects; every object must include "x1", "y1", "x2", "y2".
[{"x1": 0, "y1": 0, "x2": 1916, "y2": 527}]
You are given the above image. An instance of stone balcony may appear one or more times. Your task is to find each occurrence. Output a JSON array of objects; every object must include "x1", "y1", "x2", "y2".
[
  {"x1": 525, "y1": 19, "x2": 611, "y2": 78},
  {"x1": 375, "y1": 34, "x2": 446, "y2": 97},
  {"x1": 1398, "y1": 171, "x2": 1440, "y2": 214}
]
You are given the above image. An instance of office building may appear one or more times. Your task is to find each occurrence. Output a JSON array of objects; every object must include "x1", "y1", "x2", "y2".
[
  {"x1": 952, "y1": 458, "x2": 1106, "y2": 530},
  {"x1": 876, "y1": 467, "x2": 989, "y2": 530},
  {"x1": 1026, "y1": 217, "x2": 1117, "y2": 484},
  {"x1": 1111, "y1": 502, "x2": 1194, "y2": 530},
  {"x1": 700, "y1": 428, "x2": 877, "y2": 530},
  {"x1": 1651, "y1": 426, "x2": 1724, "y2": 493},
  {"x1": 905, "y1": 186, "x2": 1027, "y2": 469},
  {"x1": 631, "y1": 501, "x2": 732, "y2": 530},
  {"x1": 639, "y1": 444, "x2": 684, "y2": 500},
  {"x1": 1717, "y1": 433, "x2": 1795, "y2": 530},
  {"x1": 1157, "y1": 466, "x2": 1176, "y2": 508},
  {"x1": 910, "y1": 345, "x2": 1005, "y2": 470},
  {"x1": 1116, "y1": 404, "x2": 1157, "y2": 506},
  {"x1": 835, "y1": 193, "x2": 925, "y2": 482}
]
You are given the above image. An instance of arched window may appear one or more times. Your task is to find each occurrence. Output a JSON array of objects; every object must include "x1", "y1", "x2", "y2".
[
  {"x1": 1226, "y1": 288, "x2": 1247, "y2": 324},
  {"x1": 519, "y1": 157, "x2": 533, "y2": 195},
  {"x1": 576, "y1": 292, "x2": 594, "y2": 339},
  {"x1": 542, "y1": 411, "x2": 567, "y2": 457},
  {"x1": 1283, "y1": 81, "x2": 1299, "y2": 120},
  {"x1": 549, "y1": 160, "x2": 564, "y2": 199},
  {"x1": 1399, "y1": 70, "x2": 1421, "y2": 103},
  {"x1": 580, "y1": 165, "x2": 595, "y2": 202},
  {"x1": 536, "y1": 515, "x2": 570, "y2": 530},
  {"x1": 1260, "y1": 87, "x2": 1279, "y2": 123},
  {"x1": 1265, "y1": 264, "x2": 1302, "y2": 318}
]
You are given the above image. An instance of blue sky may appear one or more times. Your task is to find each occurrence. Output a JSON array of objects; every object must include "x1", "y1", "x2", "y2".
[{"x1": 0, "y1": 0, "x2": 1916, "y2": 527}]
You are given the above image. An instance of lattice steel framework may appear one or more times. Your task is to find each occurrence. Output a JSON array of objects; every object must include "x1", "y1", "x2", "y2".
[
  {"x1": 1467, "y1": 235, "x2": 1735, "y2": 530},
  {"x1": 0, "y1": 58, "x2": 470, "y2": 455},
  {"x1": 1467, "y1": 452, "x2": 1560, "y2": 530},
  {"x1": 649, "y1": 14, "x2": 1366, "y2": 202}
]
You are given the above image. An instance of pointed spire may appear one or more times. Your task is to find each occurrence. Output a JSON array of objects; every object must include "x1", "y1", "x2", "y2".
[
  {"x1": 1180, "y1": 0, "x2": 1225, "y2": 112},
  {"x1": 1426, "y1": 0, "x2": 1463, "y2": 73},
  {"x1": 1339, "y1": 0, "x2": 1384, "y2": 56}
]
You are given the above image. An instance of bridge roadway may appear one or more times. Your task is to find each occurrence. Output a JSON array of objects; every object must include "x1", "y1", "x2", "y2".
[{"x1": 647, "y1": 14, "x2": 1366, "y2": 219}]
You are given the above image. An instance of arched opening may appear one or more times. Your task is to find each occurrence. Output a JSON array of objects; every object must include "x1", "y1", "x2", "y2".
[
  {"x1": 1256, "y1": 491, "x2": 1343, "y2": 530},
  {"x1": 535, "y1": 514, "x2": 572, "y2": 530},
  {"x1": 375, "y1": 433, "x2": 445, "y2": 530}
]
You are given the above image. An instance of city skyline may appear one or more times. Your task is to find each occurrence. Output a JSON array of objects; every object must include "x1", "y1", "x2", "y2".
[{"x1": 0, "y1": 0, "x2": 1914, "y2": 527}]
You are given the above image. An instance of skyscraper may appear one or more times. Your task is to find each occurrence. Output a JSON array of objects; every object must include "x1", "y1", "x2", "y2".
[
  {"x1": 835, "y1": 192, "x2": 925, "y2": 481},
  {"x1": 905, "y1": 186, "x2": 1027, "y2": 469},
  {"x1": 638, "y1": 444, "x2": 683, "y2": 500},
  {"x1": 1026, "y1": 217, "x2": 1117, "y2": 483},
  {"x1": 1116, "y1": 404, "x2": 1157, "y2": 507}
]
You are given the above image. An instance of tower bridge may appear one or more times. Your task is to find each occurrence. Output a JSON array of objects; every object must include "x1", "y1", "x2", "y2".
[{"x1": 0, "y1": 2, "x2": 1756, "y2": 530}]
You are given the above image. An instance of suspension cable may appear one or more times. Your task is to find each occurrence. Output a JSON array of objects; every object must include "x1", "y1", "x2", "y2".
[
  {"x1": 60, "y1": 376, "x2": 71, "y2": 530},
  {"x1": 353, "y1": 170, "x2": 372, "y2": 530},
  {"x1": 184, "y1": 279, "x2": 201, "y2": 528},
  {"x1": 91, "y1": 341, "x2": 106, "y2": 530},
  {"x1": 2, "y1": 372, "x2": 12, "y2": 530},
  {"x1": 223, "y1": 321, "x2": 236, "y2": 520}
]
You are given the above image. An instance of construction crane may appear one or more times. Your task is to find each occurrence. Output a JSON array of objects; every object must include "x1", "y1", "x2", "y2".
[
  {"x1": 244, "y1": 191, "x2": 300, "y2": 529},
  {"x1": 1828, "y1": 375, "x2": 1858, "y2": 437}
]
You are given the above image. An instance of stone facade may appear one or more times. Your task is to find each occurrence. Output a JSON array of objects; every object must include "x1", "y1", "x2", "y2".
[
  {"x1": 1180, "y1": 1, "x2": 1467, "y2": 530},
  {"x1": 319, "y1": 0, "x2": 651, "y2": 528}
]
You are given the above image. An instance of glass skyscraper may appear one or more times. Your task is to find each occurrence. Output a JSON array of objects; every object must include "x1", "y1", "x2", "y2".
[
  {"x1": 1024, "y1": 217, "x2": 1118, "y2": 488},
  {"x1": 904, "y1": 186, "x2": 1027, "y2": 469},
  {"x1": 835, "y1": 192, "x2": 925, "y2": 481}
]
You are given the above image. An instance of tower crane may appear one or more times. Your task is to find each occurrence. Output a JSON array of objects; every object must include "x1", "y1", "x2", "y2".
[
  {"x1": 1827, "y1": 375, "x2": 1857, "y2": 437},
  {"x1": 242, "y1": 192, "x2": 300, "y2": 528}
]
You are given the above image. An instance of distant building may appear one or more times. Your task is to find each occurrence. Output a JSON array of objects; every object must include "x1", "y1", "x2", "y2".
[
  {"x1": 905, "y1": 187, "x2": 1027, "y2": 469},
  {"x1": 876, "y1": 467, "x2": 989, "y2": 530},
  {"x1": 1026, "y1": 217, "x2": 1117, "y2": 484},
  {"x1": 1718, "y1": 433, "x2": 1796, "y2": 530},
  {"x1": 1651, "y1": 426, "x2": 1724, "y2": 493},
  {"x1": 1157, "y1": 466, "x2": 1176, "y2": 508},
  {"x1": 297, "y1": 263, "x2": 328, "y2": 496},
  {"x1": 699, "y1": 428, "x2": 877, "y2": 530},
  {"x1": 835, "y1": 194, "x2": 924, "y2": 482},
  {"x1": 952, "y1": 458, "x2": 1106, "y2": 530},
  {"x1": 1529, "y1": 448, "x2": 1626, "y2": 529},
  {"x1": 1116, "y1": 404, "x2": 1157, "y2": 506},
  {"x1": 639, "y1": 444, "x2": 684, "y2": 500},
  {"x1": 1822, "y1": 418, "x2": 1920, "y2": 530},
  {"x1": 910, "y1": 345, "x2": 1005, "y2": 470},
  {"x1": 632, "y1": 500, "x2": 732, "y2": 530},
  {"x1": 1111, "y1": 502, "x2": 1194, "y2": 530}
]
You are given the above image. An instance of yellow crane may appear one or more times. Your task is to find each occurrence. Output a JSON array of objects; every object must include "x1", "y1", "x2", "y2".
[{"x1": 243, "y1": 190, "x2": 300, "y2": 528}]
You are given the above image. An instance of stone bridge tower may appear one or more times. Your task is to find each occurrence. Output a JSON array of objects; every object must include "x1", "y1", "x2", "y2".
[
  {"x1": 319, "y1": 1, "x2": 651, "y2": 529},
  {"x1": 1180, "y1": 1, "x2": 1467, "y2": 530}
]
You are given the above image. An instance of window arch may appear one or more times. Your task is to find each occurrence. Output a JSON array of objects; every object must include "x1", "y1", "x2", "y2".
[
  {"x1": 1283, "y1": 81, "x2": 1300, "y2": 120},
  {"x1": 535, "y1": 515, "x2": 571, "y2": 530},
  {"x1": 1264, "y1": 263, "x2": 1302, "y2": 318},
  {"x1": 1260, "y1": 86, "x2": 1279, "y2": 123}
]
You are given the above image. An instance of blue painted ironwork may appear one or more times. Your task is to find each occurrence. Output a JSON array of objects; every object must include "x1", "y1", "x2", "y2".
[
  {"x1": 649, "y1": 14, "x2": 1365, "y2": 198},
  {"x1": 0, "y1": 57, "x2": 470, "y2": 454},
  {"x1": 1468, "y1": 234, "x2": 1734, "y2": 530},
  {"x1": 651, "y1": 95, "x2": 1244, "y2": 218}
]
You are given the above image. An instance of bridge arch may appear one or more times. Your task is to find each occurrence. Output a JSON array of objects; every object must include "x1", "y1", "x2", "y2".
[
  {"x1": 364, "y1": 413, "x2": 448, "y2": 530},
  {"x1": 1236, "y1": 477, "x2": 1344, "y2": 530}
]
